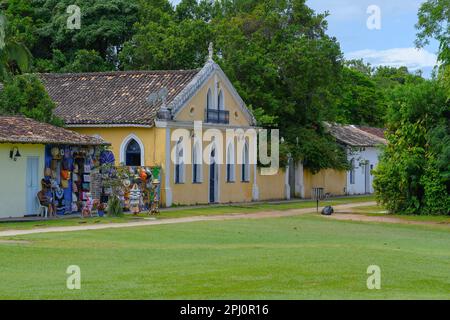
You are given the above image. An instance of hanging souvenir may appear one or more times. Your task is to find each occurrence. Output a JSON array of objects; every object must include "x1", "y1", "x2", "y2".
[
  {"x1": 61, "y1": 179, "x2": 69, "y2": 189},
  {"x1": 139, "y1": 168, "x2": 147, "y2": 181},
  {"x1": 122, "y1": 179, "x2": 131, "y2": 188},
  {"x1": 51, "y1": 147, "x2": 60, "y2": 158},
  {"x1": 55, "y1": 187, "x2": 64, "y2": 200},
  {"x1": 129, "y1": 184, "x2": 141, "y2": 214},
  {"x1": 100, "y1": 150, "x2": 115, "y2": 165},
  {"x1": 45, "y1": 168, "x2": 52, "y2": 177},
  {"x1": 61, "y1": 170, "x2": 70, "y2": 180}
]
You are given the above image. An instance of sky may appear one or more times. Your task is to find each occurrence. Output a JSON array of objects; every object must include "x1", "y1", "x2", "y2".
[
  {"x1": 170, "y1": 0, "x2": 439, "y2": 77},
  {"x1": 305, "y1": 0, "x2": 438, "y2": 77}
]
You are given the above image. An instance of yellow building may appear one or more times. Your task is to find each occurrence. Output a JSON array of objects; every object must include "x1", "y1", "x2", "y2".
[{"x1": 41, "y1": 57, "x2": 287, "y2": 207}]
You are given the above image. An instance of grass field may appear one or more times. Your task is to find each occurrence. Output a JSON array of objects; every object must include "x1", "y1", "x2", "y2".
[{"x1": 0, "y1": 212, "x2": 449, "y2": 299}]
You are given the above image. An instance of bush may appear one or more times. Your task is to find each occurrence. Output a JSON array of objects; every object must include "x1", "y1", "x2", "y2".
[
  {"x1": 373, "y1": 81, "x2": 450, "y2": 215},
  {"x1": 107, "y1": 196, "x2": 123, "y2": 217}
]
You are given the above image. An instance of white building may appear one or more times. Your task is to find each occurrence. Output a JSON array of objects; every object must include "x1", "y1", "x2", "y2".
[{"x1": 327, "y1": 124, "x2": 387, "y2": 195}]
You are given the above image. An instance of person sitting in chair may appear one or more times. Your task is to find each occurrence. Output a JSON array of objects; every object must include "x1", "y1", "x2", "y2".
[{"x1": 37, "y1": 179, "x2": 55, "y2": 217}]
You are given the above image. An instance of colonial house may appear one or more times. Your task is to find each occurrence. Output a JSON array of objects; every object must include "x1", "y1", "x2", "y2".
[
  {"x1": 40, "y1": 56, "x2": 287, "y2": 207},
  {"x1": 289, "y1": 124, "x2": 387, "y2": 199},
  {"x1": 327, "y1": 123, "x2": 387, "y2": 195},
  {"x1": 0, "y1": 116, "x2": 108, "y2": 218}
]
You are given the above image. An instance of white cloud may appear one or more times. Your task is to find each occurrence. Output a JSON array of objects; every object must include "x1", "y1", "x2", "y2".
[
  {"x1": 307, "y1": 0, "x2": 425, "y2": 22},
  {"x1": 346, "y1": 47, "x2": 438, "y2": 70}
]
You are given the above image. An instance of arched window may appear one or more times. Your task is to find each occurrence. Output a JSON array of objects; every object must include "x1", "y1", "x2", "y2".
[
  {"x1": 175, "y1": 139, "x2": 185, "y2": 184},
  {"x1": 241, "y1": 140, "x2": 250, "y2": 182},
  {"x1": 226, "y1": 141, "x2": 235, "y2": 182},
  {"x1": 207, "y1": 88, "x2": 213, "y2": 110},
  {"x1": 125, "y1": 139, "x2": 141, "y2": 166},
  {"x1": 218, "y1": 90, "x2": 224, "y2": 110},
  {"x1": 350, "y1": 158, "x2": 356, "y2": 185},
  {"x1": 120, "y1": 134, "x2": 144, "y2": 166},
  {"x1": 192, "y1": 140, "x2": 202, "y2": 183}
]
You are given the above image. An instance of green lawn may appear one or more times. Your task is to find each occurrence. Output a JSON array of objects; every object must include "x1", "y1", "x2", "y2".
[
  {"x1": 349, "y1": 205, "x2": 450, "y2": 224},
  {"x1": 0, "y1": 213, "x2": 449, "y2": 299},
  {"x1": 0, "y1": 195, "x2": 375, "y2": 231}
]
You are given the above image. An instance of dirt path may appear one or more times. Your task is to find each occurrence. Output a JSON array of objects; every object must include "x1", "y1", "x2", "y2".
[{"x1": 0, "y1": 202, "x2": 376, "y2": 238}]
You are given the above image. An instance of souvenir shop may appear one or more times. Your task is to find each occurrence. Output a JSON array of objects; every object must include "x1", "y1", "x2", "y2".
[
  {"x1": 44, "y1": 145, "x2": 105, "y2": 215},
  {"x1": 44, "y1": 145, "x2": 161, "y2": 216},
  {"x1": 100, "y1": 163, "x2": 162, "y2": 215}
]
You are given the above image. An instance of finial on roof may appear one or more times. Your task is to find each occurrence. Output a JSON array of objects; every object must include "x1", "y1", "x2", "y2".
[{"x1": 208, "y1": 42, "x2": 214, "y2": 61}]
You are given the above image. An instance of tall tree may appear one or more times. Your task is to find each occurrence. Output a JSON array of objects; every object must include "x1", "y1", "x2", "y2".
[
  {"x1": 0, "y1": 14, "x2": 31, "y2": 80},
  {"x1": 0, "y1": 74, "x2": 63, "y2": 126},
  {"x1": 416, "y1": 0, "x2": 450, "y2": 66}
]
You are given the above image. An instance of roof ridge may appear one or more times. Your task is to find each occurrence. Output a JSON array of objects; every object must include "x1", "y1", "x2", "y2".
[{"x1": 39, "y1": 68, "x2": 201, "y2": 78}]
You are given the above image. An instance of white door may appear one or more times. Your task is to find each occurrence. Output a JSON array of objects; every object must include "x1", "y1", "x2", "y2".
[
  {"x1": 364, "y1": 161, "x2": 371, "y2": 194},
  {"x1": 26, "y1": 157, "x2": 40, "y2": 215}
]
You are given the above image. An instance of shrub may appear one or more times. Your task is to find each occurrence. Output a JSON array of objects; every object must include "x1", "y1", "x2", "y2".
[{"x1": 107, "y1": 196, "x2": 123, "y2": 217}]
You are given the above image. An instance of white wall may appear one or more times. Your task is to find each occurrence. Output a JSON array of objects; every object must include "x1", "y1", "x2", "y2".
[
  {"x1": 0, "y1": 144, "x2": 45, "y2": 218},
  {"x1": 346, "y1": 147, "x2": 381, "y2": 195}
]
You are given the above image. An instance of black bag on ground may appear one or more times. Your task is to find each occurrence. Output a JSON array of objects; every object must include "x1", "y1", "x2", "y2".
[{"x1": 321, "y1": 206, "x2": 334, "y2": 216}]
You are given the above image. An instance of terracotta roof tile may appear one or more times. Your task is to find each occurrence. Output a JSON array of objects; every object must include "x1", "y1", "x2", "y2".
[
  {"x1": 356, "y1": 126, "x2": 386, "y2": 140},
  {"x1": 39, "y1": 69, "x2": 200, "y2": 126},
  {"x1": 0, "y1": 116, "x2": 109, "y2": 145},
  {"x1": 326, "y1": 123, "x2": 387, "y2": 147}
]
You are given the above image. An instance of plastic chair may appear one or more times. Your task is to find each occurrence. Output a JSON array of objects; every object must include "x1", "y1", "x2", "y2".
[{"x1": 36, "y1": 195, "x2": 48, "y2": 218}]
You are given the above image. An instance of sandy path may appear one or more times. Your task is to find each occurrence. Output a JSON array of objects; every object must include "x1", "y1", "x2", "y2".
[{"x1": 0, "y1": 202, "x2": 376, "y2": 237}]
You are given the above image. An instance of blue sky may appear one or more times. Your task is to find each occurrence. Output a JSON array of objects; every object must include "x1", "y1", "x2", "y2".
[
  {"x1": 170, "y1": 0, "x2": 439, "y2": 77},
  {"x1": 306, "y1": 0, "x2": 438, "y2": 76}
]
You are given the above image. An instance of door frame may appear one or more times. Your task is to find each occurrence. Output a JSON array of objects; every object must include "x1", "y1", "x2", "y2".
[
  {"x1": 208, "y1": 147, "x2": 219, "y2": 203},
  {"x1": 364, "y1": 160, "x2": 371, "y2": 194},
  {"x1": 26, "y1": 156, "x2": 40, "y2": 215}
]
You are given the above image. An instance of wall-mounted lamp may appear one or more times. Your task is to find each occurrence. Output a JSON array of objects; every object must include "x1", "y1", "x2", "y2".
[{"x1": 9, "y1": 147, "x2": 21, "y2": 161}]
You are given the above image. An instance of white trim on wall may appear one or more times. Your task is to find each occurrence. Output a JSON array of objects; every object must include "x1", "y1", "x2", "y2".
[{"x1": 119, "y1": 133, "x2": 145, "y2": 166}]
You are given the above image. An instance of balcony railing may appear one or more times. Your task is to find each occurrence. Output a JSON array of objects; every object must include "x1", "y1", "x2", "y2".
[{"x1": 205, "y1": 109, "x2": 229, "y2": 124}]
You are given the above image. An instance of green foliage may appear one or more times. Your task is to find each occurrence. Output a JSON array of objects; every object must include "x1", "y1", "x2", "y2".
[
  {"x1": 337, "y1": 66, "x2": 384, "y2": 126},
  {"x1": 2, "y1": 0, "x2": 140, "y2": 72},
  {"x1": 107, "y1": 195, "x2": 123, "y2": 217},
  {"x1": 416, "y1": 0, "x2": 450, "y2": 66},
  {"x1": 373, "y1": 81, "x2": 450, "y2": 215},
  {"x1": 0, "y1": 74, "x2": 63, "y2": 125},
  {"x1": 0, "y1": 13, "x2": 31, "y2": 79}
]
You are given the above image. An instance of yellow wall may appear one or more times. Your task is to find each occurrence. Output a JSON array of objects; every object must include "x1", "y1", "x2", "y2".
[
  {"x1": 169, "y1": 130, "x2": 254, "y2": 206},
  {"x1": 175, "y1": 76, "x2": 252, "y2": 127},
  {"x1": 170, "y1": 73, "x2": 259, "y2": 205},
  {"x1": 303, "y1": 169, "x2": 346, "y2": 198},
  {"x1": 258, "y1": 169, "x2": 286, "y2": 201},
  {"x1": 0, "y1": 144, "x2": 45, "y2": 218},
  {"x1": 73, "y1": 127, "x2": 165, "y2": 167}
]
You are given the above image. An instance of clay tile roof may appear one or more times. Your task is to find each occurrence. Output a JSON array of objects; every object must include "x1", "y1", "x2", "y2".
[
  {"x1": 326, "y1": 123, "x2": 387, "y2": 147},
  {"x1": 356, "y1": 126, "x2": 386, "y2": 140},
  {"x1": 0, "y1": 116, "x2": 109, "y2": 145},
  {"x1": 39, "y1": 69, "x2": 200, "y2": 126}
]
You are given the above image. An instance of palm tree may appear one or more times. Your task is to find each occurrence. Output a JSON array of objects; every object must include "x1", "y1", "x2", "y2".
[{"x1": 0, "y1": 14, "x2": 31, "y2": 80}]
